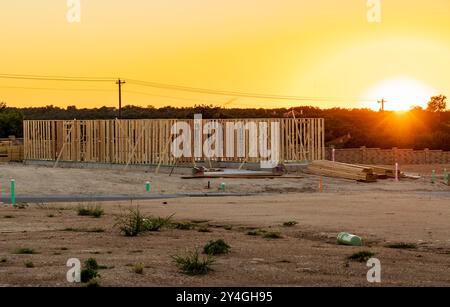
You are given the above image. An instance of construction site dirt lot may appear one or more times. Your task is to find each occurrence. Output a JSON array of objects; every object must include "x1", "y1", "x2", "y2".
[{"x1": 0, "y1": 163, "x2": 449, "y2": 287}]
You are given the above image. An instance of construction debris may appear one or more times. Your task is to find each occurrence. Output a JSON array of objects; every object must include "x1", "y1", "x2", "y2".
[
  {"x1": 402, "y1": 172, "x2": 422, "y2": 180},
  {"x1": 182, "y1": 166, "x2": 303, "y2": 180}
]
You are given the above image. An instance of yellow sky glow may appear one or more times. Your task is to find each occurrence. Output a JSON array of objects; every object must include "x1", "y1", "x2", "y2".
[{"x1": 1, "y1": 0, "x2": 449, "y2": 110}]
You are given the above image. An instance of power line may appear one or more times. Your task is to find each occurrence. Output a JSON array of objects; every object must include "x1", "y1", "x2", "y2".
[
  {"x1": 0, "y1": 72, "x2": 376, "y2": 103},
  {"x1": 126, "y1": 79, "x2": 342, "y2": 102},
  {"x1": 0, "y1": 74, "x2": 115, "y2": 82},
  {"x1": 0, "y1": 85, "x2": 115, "y2": 93}
]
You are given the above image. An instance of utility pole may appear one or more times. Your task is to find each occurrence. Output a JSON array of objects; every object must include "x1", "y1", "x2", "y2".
[
  {"x1": 378, "y1": 98, "x2": 386, "y2": 112},
  {"x1": 116, "y1": 79, "x2": 126, "y2": 119}
]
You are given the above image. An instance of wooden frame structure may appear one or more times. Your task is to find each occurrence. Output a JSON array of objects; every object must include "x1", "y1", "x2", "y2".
[{"x1": 23, "y1": 118, "x2": 325, "y2": 165}]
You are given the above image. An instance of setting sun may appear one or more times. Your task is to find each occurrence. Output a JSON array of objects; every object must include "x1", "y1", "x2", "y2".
[{"x1": 362, "y1": 78, "x2": 437, "y2": 111}]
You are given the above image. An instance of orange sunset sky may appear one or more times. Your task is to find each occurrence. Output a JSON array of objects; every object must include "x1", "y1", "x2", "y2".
[{"x1": 1, "y1": 0, "x2": 450, "y2": 110}]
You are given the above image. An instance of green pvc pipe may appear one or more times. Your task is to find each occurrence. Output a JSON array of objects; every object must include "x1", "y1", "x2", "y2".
[
  {"x1": 337, "y1": 232, "x2": 363, "y2": 246},
  {"x1": 146, "y1": 181, "x2": 151, "y2": 192},
  {"x1": 431, "y1": 170, "x2": 436, "y2": 184},
  {"x1": 10, "y1": 179, "x2": 16, "y2": 206}
]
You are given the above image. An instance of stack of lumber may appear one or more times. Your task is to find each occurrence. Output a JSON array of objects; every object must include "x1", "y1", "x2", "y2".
[
  {"x1": 0, "y1": 141, "x2": 24, "y2": 162},
  {"x1": 336, "y1": 163, "x2": 398, "y2": 179},
  {"x1": 306, "y1": 160, "x2": 378, "y2": 182}
]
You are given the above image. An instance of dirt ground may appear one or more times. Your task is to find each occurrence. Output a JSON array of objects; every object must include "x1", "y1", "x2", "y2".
[{"x1": 0, "y1": 163, "x2": 449, "y2": 287}]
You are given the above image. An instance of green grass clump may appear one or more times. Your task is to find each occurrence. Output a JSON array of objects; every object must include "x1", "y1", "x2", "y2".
[
  {"x1": 203, "y1": 239, "x2": 231, "y2": 255},
  {"x1": 24, "y1": 261, "x2": 34, "y2": 268},
  {"x1": 77, "y1": 204, "x2": 104, "y2": 218},
  {"x1": 15, "y1": 248, "x2": 37, "y2": 255},
  {"x1": 172, "y1": 221, "x2": 195, "y2": 230},
  {"x1": 132, "y1": 263, "x2": 145, "y2": 274},
  {"x1": 191, "y1": 220, "x2": 209, "y2": 224},
  {"x1": 347, "y1": 251, "x2": 376, "y2": 262},
  {"x1": 115, "y1": 207, "x2": 147, "y2": 237},
  {"x1": 246, "y1": 230, "x2": 263, "y2": 236},
  {"x1": 81, "y1": 258, "x2": 100, "y2": 283},
  {"x1": 1, "y1": 258, "x2": 7, "y2": 263},
  {"x1": 283, "y1": 221, "x2": 298, "y2": 227},
  {"x1": 198, "y1": 227, "x2": 211, "y2": 233},
  {"x1": 115, "y1": 207, "x2": 173, "y2": 236},
  {"x1": 84, "y1": 258, "x2": 99, "y2": 271},
  {"x1": 143, "y1": 215, "x2": 174, "y2": 232},
  {"x1": 263, "y1": 232, "x2": 283, "y2": 239},
  {"x1": 15, "y1": 203, "x2": 28, "y2": 209},
  {"x1": 385, "y1": 242, "x2": 417, "y2": 249},
  {"x1": 172, "y1": 249, "x2": 215, "y2": 276},
  {"x1": 3, "y1": 215, "x2": 15, "y2": 219}
]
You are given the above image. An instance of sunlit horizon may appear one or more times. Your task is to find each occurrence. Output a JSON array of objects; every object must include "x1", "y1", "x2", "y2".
[{"x1": 1, "y1": 1, "x2": 449, "y2": 109}]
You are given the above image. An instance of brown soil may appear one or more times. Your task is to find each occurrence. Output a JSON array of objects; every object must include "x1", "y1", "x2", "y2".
[{"x1": 0, "y1": 163, "x2": 449, "y2": 287}]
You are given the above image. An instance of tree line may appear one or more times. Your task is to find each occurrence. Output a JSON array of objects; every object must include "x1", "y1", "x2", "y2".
[{"x1": 1, "y1": 96, "x2": 449, "y2": 150}]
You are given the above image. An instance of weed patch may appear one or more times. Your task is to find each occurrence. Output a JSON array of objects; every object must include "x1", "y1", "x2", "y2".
[
  {"x1": 172, "y1": 249, "x2": 215, "y2": 275},
  {"x1": 115, "y1": 207, "x2": 173, "y2": 236},
  {"x1": 77, "y1": 204, "x2": 104, "y2": 218},
  {"x1": 15, "y1": 248, "x2": 37, "y2": 255},
  {"x1": 132, "y1": 263, "x2": 145, "y2": 274},
  {"x1": 347, "y1": 251, "x2": 375, "y2": 262},
  {"x1": 203, "y1": 239, "x2": 231, "y2": 255},
  {"x1": 263, "y1": 232, "x2": 283, "y2": 239},
  {"x1": 385, "y1": 243, "x2": 417, "y2": 249}
]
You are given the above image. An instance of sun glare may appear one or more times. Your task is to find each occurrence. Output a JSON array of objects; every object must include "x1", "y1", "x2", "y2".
[{"x1": 362, "y1": 78, "x2": 437, "y2": 111}]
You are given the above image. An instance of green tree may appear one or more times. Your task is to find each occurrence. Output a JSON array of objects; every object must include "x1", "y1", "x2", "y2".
[{"x1": 0, "y1": 103, "x2": 24, "y2": 137}]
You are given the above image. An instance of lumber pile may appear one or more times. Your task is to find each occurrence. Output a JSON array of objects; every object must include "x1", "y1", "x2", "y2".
[
  {"x1": 335, "y1": 162, "x2": 398, "y2": 179},
  {"x1": 306, "y1": 160, "x2": 378, "y2": 182}
]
